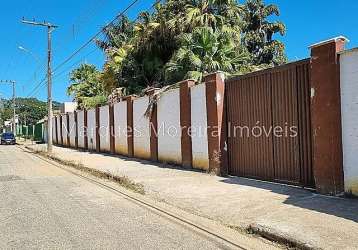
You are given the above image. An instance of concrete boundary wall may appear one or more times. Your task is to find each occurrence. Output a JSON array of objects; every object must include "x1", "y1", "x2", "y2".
[
  {"x1": 99, "y1": 105, "x2": 110, "y2": 152},
  {"x1": 52, "y1": 79, "x2": 215, "y2": 174},
  {"x1": 68, "y1": 112, "x2": 76, "y2": 147},
  {"x1": 51, "y1": 37, "x2": 358, "y2": 196},
  {"x1": 114, "y1": 101, "x2": 128, "y2": 155},
  {"x1": 190, "y1": 83, "x2": 209, "y2": 170},
  {"x1": 87, "y1": 109, "x2": 96, "y2": 151},
  {"x1": 157, "y1": 88, "x2": 182, "y2": 164},
  {"x1": 133, "y1": 96, "x2": 151, "y2": 160},
  {"x1": 61, "y1": 114, "x2": 68, "y2": 146},
  {"x1": 340, "y1": 48, "x2": 358, "y2": 196},
  {"x1": 77, "y1": 110, "x2": 85, "y2": 149},
  {"x1": 52, "y1": 117, "x2": 57, "y2": 144},
  {"x1": 56, "y1": 116, "x2": 61, "y2": 145}
]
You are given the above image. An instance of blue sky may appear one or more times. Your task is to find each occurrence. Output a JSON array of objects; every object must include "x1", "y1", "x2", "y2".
[{"x1": 0, "y1": 0, "x2": 357, "y2": 103}]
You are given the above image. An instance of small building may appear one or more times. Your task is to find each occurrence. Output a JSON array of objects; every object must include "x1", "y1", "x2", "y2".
[{"x1": 60, "y1": 102, "x2": 78, "y2": 113}]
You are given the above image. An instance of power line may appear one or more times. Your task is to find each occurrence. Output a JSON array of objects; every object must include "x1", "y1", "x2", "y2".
[
  {"x1": 25, "y1": 0, "x2": 140, "y2": 98},
  {"x1": 53, "y1": 47, "x2": 99, "y2": 80},
  {"x1": 54, "y1": 0, "x2": 109, "y2": 50},
  {"x1": 53, "y1": 0, "x2": 140, "y2": 73},
  {"x1": 26, "y1": 75, "x2": 47, "y2": 98},
  {"x1": 22, "y1": 0, "x2": 106, "y2": 93},
  {"x1": 27, "y1": 47, "x2": 99, "y2": 98},
  {"x1": 26, "y1": 0, "x2": 161, "y2": 99}
]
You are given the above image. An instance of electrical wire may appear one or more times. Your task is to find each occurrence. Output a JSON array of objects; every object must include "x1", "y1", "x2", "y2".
[
  {"x1": 26, "y1": 0, "x2": 141, "y2": 98},
  {"x1": 26, "y1": 0, "x2": 161, "y2": 99},
  {"x1": 27, "y1": 47, "x2": 99, "y2": 98},
  {"x1": 53, "y1": 0, "x2": 140, "y2": 73}
]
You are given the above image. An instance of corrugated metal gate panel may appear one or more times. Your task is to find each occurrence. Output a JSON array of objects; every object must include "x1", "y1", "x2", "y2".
[
  {"x1": 271, "y1": 66, "x2": 300, "y2": 184},
  {"x1": 226, "y1": 60, "x2": 314, "y2": 188},
  {"x1": 227, "y1": 75, "x2": 274, "y2": 179},
  {"x1": 296, "y1": 63, "x2": 314, "y2": 187}
]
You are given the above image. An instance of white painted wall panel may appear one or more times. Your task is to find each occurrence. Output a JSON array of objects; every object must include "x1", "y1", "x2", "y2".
[
  {"x1": 43, "y1": 123, "x2": 48, "y2": 143},
  {"x1": 52, "y1": 118, "x2": 56, "y2": 144},
  {"x1": 77, "y1": 110, "x2": 85, "y2": 148},
  {"x1": 191, "y1": 84, "x2": 209, "y2": 170},
  {"x1": 87, "y1": 109, "x2": 96, "y2": 151},
  {"x1": 68, "y1": 112, "x2": 76, "y2": 147},
  {"x1": 340, "y1": 49, "x2": 358, "y2": 195},
  {"x1": 133, "y1": 96, "x2": 151, "y2": 159},
  {"x1": 157, "y1": 89, "x2": 182, "y2": 164},
  {"x1": 99, "y1": 105, "x2": 110, "y2": 152},
  {"x1": 114, "y1": 101, "x2": 128, "y2": 155},
  {"x1": 61, "y1": 114, "x2": 68, "y2": 146},
  {"x1": 56, "y1": 116, "x2": 61, "y2": 145}
]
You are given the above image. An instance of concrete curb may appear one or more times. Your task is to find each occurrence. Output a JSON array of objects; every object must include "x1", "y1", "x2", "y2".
[{"x1": 248, "y1": 224, "x2": 319, "y2": 250}]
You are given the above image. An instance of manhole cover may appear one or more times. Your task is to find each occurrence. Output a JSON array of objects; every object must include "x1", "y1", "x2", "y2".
[{"x1": 0, "y1": 175, "x2": 23, "y2": 182}]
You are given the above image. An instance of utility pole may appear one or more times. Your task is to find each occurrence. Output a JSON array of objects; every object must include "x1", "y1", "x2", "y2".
[
  {"x1": 0, "y1": 93, "x2": 4, "y2": 133},
  {"x1": 0, "y1": 80, "x2": 16, "y2": 135},
  {"x1": 22, "y1": 18, "x2": 58, "y2": 153}
]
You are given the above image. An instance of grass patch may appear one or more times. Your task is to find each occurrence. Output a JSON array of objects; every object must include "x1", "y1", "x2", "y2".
[
  {"x1": 27, "y1": 147, "x2": 145, "y2": 195},
  {"x1": 226, "y1": 224, "x2": 311, "y2": 250}
]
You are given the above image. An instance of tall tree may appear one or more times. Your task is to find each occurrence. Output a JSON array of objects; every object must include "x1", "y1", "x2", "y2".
[
  {"x1": 166, "y1": 26, "x2": 250, "y2": 82},
  {"x1": 67, "y1": 64, "x2": 105, "y2": 109},
  {"x1": 86, "y1": 0, "x2": 287, "y2": 97},
  {"x1": 242, "y1": 0, "x2": 286, "y2": 65}
]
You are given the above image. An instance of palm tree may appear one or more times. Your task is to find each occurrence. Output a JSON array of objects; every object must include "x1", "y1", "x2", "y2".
[
  {"x1": 82, "y1": 0, "x2": 286, "y2": 96},
  {"x1": 96, "y1": 16, "x2": 134, "y2": 52},
  {"x1": 165, "y1": 26, "x2": 249, "y2": 82},
  {"x1": 184, "y1": 0, "x2": 222, "y2": 30}
]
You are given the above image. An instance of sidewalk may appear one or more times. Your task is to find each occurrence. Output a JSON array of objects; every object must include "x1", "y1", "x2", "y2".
[{"x1": 27, "y1": 144, "x2": 358, "y2": 250}]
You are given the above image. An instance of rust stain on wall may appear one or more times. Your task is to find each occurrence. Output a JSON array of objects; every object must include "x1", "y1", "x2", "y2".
[
  {"x1": 115, "y1": 145, "x2": 128, "y2": 156},
  {"x1": 158, "y1": 155, "x2": 182, "y2": 165},
  {"x1": 192, "y1": 158, "x2": 209, "y2": 171},
  {"x1": 346, "y1": 179, "x2": 358, "y2": 196},
  {"x1": 134, "y1": 148, "x2": 151, "y2": 160}
]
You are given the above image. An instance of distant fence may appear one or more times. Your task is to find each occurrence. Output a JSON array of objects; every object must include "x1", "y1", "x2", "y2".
[{"x1": 17, "y1": 122, "x2": 46, "y2": 142}]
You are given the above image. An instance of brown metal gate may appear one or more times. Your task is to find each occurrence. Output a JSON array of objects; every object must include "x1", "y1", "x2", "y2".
[{"x1": 226, "y1": 60, "x2": 314, "y2": 188}]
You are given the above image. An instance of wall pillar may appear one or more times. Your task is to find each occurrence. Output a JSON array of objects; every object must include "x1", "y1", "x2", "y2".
[
  {"x1": 95, "y1": 105, "x2": 100, "y2": 153},
  {"x1": 180, "y1": 80, "x2": 195, "y2": 168},
  {"x1": 84, "y1": 109, "x2": 88, "y2": 150},
  {"x1": 60, "y1": 115, "x2": 63, "y2": 145},
  {"x1": 66, "y1": 113, "x2": 70, "y2": 147},
  {"x1": 55, "y1": 117, "x2": 58, "y2": 145},
  {"x1": 109, "y1": 104, "x2": 115, "y2": 154},
  {"x1": 74, "y1": 111, "x2": 78, "y2": 149},
  {"x1": 147, "y1": 90, "x2": 159, "y2": 162},
  {"x1": 204, "y1": 72, "x2": 228, "y2": 175},
  {"x1": 310, "y1": 36, "x2": 348, "y2": 195},
  {"x1": 126, "y1": 96, "x2": 135, "y2": 157}
]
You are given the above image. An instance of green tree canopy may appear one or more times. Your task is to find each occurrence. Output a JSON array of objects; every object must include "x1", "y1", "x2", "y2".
[
  {"x1": 71, "y1": 0, "x2": 286, "y2": 99},
  {"x1": 242, "y1": 0, "x2": 286, "y2": 65},
  {"x1": 0, "y1": 98, "x2": 61, "y2": 126},
  {"x1": 67, "y1": 64, "x2": 107, "y2": 109},
  {"x1": 166, "y1": 26, "x2": 250, "y2": 82}
]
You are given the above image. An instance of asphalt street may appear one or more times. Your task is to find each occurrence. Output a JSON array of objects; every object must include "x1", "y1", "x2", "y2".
[{"x1": 0, "y1": 145, "x2": 243, "y2": 250}]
